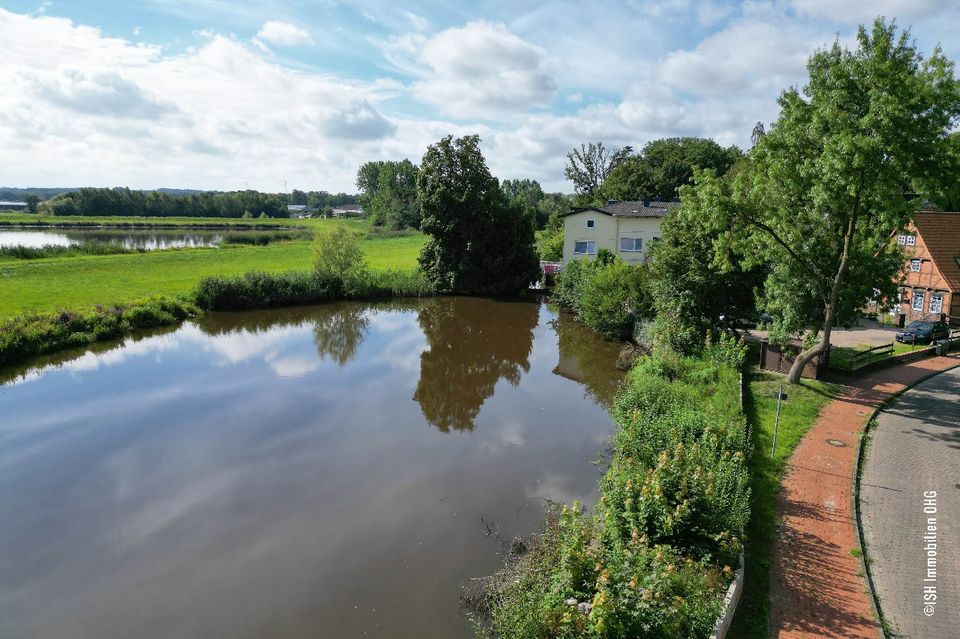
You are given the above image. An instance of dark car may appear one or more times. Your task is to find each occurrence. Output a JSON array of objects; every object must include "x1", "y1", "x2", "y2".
[{"x1": 895, "y1": 320, "x2": 950, "y2": 344}]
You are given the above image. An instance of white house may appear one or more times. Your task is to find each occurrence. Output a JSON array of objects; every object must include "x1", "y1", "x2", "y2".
[{"x1": 561, "y1": 199, "x2": 677, "y2": 264}]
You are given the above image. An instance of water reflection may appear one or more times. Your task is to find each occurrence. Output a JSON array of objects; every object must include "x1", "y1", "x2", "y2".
[
  {"x1": 0, "y1": 298, "x2": 622, "y2": 639},
  {"x1": 414, "y1": 298, "x2": 537, "y2": 432},
  {"x1": 551, "y1": 307, "x2": 624, "y2": 409},
  {"x1": 0, "y1": 228, "x2": 292, "y2": 250}
]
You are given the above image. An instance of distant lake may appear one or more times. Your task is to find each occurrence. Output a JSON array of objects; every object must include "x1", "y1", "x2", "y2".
[
  {"x1": 0, "y1": 298, "x2": 623, "y2": 639},
  {"x1": 0, "y1": 228, "x2": 260, "y2": 250}
]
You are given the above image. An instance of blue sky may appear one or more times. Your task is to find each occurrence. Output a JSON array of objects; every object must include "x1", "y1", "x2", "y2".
[{"x1": 2, "y1": 0, "x2": 959, "y2": 192}]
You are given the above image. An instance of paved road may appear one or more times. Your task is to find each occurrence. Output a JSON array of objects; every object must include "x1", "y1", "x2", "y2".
[
  {"x1": 860, "y1": 366, "x2": 960, "y2": 638},
  {"x1": 750, "y1": 319, "x2": 901, "y2": 348}
]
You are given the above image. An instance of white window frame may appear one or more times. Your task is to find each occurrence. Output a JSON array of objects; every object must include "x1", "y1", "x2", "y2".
[
  {"x1": 619, "y1": 237, "x2": 643, "y2": 252},
  {"x1": 906, "y1": 235, "x2": 916, "y2": 246},
  {"x1": 573, "y1": 240, "x2": 596, "y2": 255},
  {"x1": 897, "y1": 234, "x2": 907, "y2": 245},
  {"x1": 912, "y1": 290, "x2": 925, "y2": 312},
  {"x1": 930, "y1": 293, "x2": 944, "y2": 315},
  {"x1": 910, "y1": 258, "x2": 922, "y2": 272},
  {"x1": 586, "y1": 219, "x2": 595, "y2": 229}
]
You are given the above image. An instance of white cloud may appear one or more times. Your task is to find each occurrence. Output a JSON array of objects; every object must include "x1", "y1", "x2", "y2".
[
  {"x1": 387, "y1": 21, "x2": 556, "y2": 119},
  {"x1": 0, "y1": 9, "x2": 408, "y2": 191},
  {"x1": 658, "y1": 21, "x2": 816, "y2": 97},
  {"x1": 255, "y1": 20, "x2": 313, "y2": 47}
]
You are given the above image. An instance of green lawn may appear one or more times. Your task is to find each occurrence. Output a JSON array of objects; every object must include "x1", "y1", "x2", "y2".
[
  {"x1": 0, "y1": 235, "x2": 425, "y2": 317},
  {"x1": 828, "y1": 340, "x2": 928, "y2": 370},
  {"x1": 728, "y1": 368, "x2": 839, "y2": 639}
]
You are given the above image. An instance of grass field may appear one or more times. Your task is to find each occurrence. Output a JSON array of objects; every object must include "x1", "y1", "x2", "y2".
[
  {"x1": 729, "y1": 367, "x2": 839, "y2": 639},
  {"x1": 0, "y1": 234, "x2": 425, "y2": 317}
]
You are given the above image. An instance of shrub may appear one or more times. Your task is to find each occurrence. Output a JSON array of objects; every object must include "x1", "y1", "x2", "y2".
[
  {"x1": 478, "y1": 505, "x2": 727, "y2": 639},
  {"x1": 194, "y1": 270, "x2": 330, "y2": 311},
  {"x1": 554, "y1": 258, "x2": 654, "y2": 341},
  {"x1": 536, "y1": 227, "x2": 564, "y2": 261},
  {"x1": 313, "y1": 227, "x2": 369, "y2": 295},
  {"x1": 578, "y1": 260, "x2": 653, "y2": 340}
]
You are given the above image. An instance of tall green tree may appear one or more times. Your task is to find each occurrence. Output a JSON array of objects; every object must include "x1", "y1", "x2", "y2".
[
  {"x1": 601, "y1": 137, "x2": 742, "y2": 202},
  {"x1": 704, "y1": 19, "x2": 960, "y2": 383},
  {"x1": 355, "y1": 160, "x2": 385, "y2": 211},
  {"x1": 649, "y1": 173, "x2": 764, "y2": 354},
  {"x1": 289, "y1": 189, "x2": 307, "y2": 205},
  {"x1": 372, "y1": 160, "x2": 421, "y2": 229},
  {"x1": 24, "y1": 194, "x2": 40, "y2": 213},
  {"x1": 417, "y1": 135, "x2": 540, "y2": 295},
  {"x1": 564, "y1": 141, "x2": 632, "y2": 201}
]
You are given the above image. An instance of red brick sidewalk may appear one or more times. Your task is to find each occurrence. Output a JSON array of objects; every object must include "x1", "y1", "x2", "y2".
[{"x1": 770, "y1": 353, "x2": 960, "y2": 639}]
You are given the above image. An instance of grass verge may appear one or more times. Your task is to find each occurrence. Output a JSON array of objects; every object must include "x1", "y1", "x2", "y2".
[{"x1": 726, "y1": 369, "x2": 838, "y2": 639}]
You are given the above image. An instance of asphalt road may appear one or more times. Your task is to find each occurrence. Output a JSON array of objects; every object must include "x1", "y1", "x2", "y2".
[{"x1": 860, "y1": 366, "x2": 960, "y2": 638}]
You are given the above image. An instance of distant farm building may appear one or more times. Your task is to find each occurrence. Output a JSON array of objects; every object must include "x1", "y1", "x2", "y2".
[{"x1": 331, "y1": 204, "x2": 363, "y2": 218}]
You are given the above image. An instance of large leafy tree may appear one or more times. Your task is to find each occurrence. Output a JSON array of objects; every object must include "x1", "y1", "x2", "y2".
[
  {"x1": 601, "y1": 137, "x2": 742, "y2": 202},
  {"x1": 355, "y1": 159, "x2": 420, "y2": 229},
  {"x1": 417, "y1": 135, "x2": 541, "y2": 295},
  {"x1": 704, "y1": 19, "x2": 960, "y2": 383},
  {"x1": 649, "y1": 174, "x2": 765, "y2": 354},
  {"x1": 564, "y1": 141, "x2": 633, "y2": 201}
]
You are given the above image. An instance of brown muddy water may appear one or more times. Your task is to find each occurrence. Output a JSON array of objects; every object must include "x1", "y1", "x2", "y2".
[{"x1": 0, "y1": 297, "x2": 622, "y2": 638}]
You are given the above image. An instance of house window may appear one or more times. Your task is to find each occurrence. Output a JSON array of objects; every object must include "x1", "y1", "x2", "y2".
[
  {"x1": 573, "y1": 240, "x2": 596, "y2": 255},
  {"x1": 910, "y1": 259, "x2": 922, "y2": 272},
  {"x1": 930, "y1": 293, "x2": 944, "y2": 314},
  {"x1": 897, "y1": 235, "x2": 907, "y2": 245},
  {"x1": 586, "y1": 219, "x2": 595, "y2": 229},
  {"x1": 906, "y1": 235, "x2": 916, "y2": 246},
  {"x1": 912, "y1": 290, "x2": 925, "y2": 312},
  {"x1": 620, "y1": 237, "x2": 643, "y2": 252}
]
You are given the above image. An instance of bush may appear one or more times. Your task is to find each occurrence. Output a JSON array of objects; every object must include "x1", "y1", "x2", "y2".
[
  {"x1": 554, "y1": 257, "x2": 653, "y2": 341},
  {"x1": 313, "y1": 227, "x2": 369, "y2": 295},
  {"x1": 578, "y1": 260, "x2": 653, "y2": 340},
  {"x1": 478, "y1": 505, "x2": 727, "y2": 639},
  {"x1": 194, "y1": 270, "x2": 331, "y2": 311},
  {"x1": 536, "y1": 227, "x2": 564, "y2": 261}
]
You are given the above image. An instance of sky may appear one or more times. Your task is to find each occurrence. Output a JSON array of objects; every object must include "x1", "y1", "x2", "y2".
[{"x1": 1, "y1": 1, "x2": 959, "y2": 193}]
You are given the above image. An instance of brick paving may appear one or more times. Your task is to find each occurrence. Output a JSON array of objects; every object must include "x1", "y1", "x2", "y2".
[
  {"x1": 769, "y1": 353, "x2": 960, "y2": 639},
  {"x1": 860, "y1": 367, "x2": 960, "y2": 639}
]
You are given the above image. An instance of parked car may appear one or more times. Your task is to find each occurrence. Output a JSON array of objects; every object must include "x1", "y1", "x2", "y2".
[{"x1": 895, "y1": 320, "x2": 950, "y2": 344}]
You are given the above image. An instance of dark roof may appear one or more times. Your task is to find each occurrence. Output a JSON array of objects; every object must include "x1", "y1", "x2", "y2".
[
  {"x1": 912, "y1": 211, "x2": 960, "y2": 292},
  {"x1": 562, "y1": 199, "x2": 678, "y2": 218}
]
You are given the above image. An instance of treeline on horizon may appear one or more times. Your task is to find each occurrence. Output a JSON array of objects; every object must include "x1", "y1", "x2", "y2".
[{"x1": 36, "y1": 187, "x2": 358, "y2": 218}]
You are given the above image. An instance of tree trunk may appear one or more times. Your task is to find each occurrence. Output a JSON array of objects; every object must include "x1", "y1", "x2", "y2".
[{"x1": 787, "y1": 210, "x2": 860, "y2": 384}]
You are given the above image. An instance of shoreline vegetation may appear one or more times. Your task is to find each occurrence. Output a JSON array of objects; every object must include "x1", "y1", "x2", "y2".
[{"x1": 468, "y1": 336, "x2": 750, "y2": 637}]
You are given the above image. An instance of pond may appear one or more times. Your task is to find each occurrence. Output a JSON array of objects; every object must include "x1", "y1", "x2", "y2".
[
  {"x1": 0, "y1": 297, "x2": 623, "y2": 638},
  {"x1": 0, "y1": 228, "x2": 271, "y2": 250}
]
